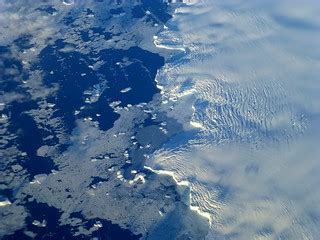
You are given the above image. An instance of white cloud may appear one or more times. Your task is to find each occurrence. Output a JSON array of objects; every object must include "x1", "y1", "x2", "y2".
[{"x1": 151, "y1": 0, "x2": 320, "y2": 238}]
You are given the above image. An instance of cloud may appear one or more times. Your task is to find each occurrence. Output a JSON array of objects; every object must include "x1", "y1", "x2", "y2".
[{"x1": 150, "y1": 0, "x2": 320, "y2": 238}]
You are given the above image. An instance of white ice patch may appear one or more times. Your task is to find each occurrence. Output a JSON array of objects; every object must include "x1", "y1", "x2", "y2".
[
  {"x1": 62, "y1": 0, "x2": 74, "y2": 6},
  {"x1": 153, "y1": 32, "x2": 186, "y2": 52},
  {"x1": 189, "y1": 121, "x2": 203, "y2": 129},
  {"x1": 93, "y1": 221, "x2": 103, "y2": 229},
  {"x1": 32, "y1": 220, "x2": 47, "y2": 228},
  {"x1": 120, "y1": 87, "x2": 132, "y2": 93},
  {"x1": 128, "y1": 174, "x2": 146, "y2": 185},
  {"x1": 0, "y1": 199, "x2": 11, "y2": 207},
  {"x1": 30, "y1": 174, "x2": 48, "y2": 185}
]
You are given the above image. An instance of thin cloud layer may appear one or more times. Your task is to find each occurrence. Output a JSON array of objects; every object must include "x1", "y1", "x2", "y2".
[{"x1": 150, "y1": 0, "x2": 320, "y2": 239}]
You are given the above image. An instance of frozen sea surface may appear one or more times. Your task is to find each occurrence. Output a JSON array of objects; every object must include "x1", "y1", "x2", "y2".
[{"x1": 0, "y1": 1, "x2": 209, "y2": 239}]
